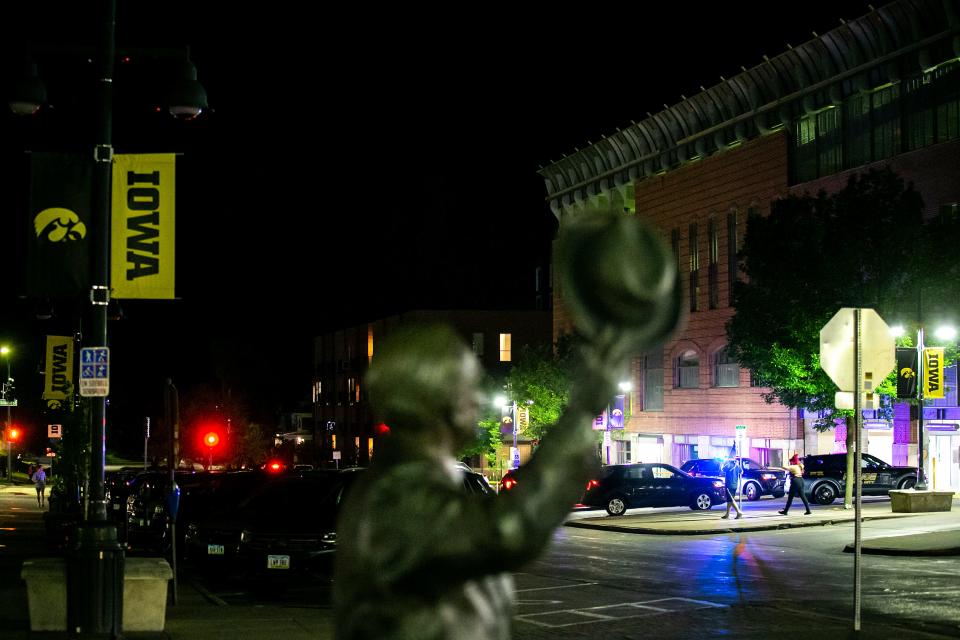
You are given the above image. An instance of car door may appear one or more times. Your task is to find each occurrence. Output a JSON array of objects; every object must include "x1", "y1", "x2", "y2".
[
  {"x1": 861, "y1": 454, "x2": 893, "y2": 493},
  {"x1": 648, "y1": 464, "x2": 685, "y2": 506},
  {"x1": 625, "y1": 465, "x2": 654, "y2": 506}
]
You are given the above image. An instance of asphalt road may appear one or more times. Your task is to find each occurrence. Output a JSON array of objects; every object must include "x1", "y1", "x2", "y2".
[
  {"x1": 3, "y1": 493, "x2": 958, "y2": 639},
  {"x1": 514, "y1": 504, "x2": 960, "y2": 639}
]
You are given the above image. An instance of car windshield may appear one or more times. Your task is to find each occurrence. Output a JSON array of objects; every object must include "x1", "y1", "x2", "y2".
[{"x1": 239, "y1": 477, "x2": 348, "y2": 519}]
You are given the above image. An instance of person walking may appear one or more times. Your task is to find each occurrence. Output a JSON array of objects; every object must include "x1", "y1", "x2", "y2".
[
  {"x1": 31, "y1": 465, "x2": 47, "y2": 508},
  {"x1": 720, "y1": 457, "x2": 743, "y2": 519},
  {"x1": 779, "y1": 452, "x2": 811, "y2": 515}
]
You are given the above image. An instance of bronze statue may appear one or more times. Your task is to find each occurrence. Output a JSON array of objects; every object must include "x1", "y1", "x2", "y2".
[{"x1": 333, "y1": 212, "x2": 681, "y2": 639}]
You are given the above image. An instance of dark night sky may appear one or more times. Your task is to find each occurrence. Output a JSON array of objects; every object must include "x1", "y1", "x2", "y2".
[{"x1": 0, "y1": 2, "x2": 874, "y2": 449}]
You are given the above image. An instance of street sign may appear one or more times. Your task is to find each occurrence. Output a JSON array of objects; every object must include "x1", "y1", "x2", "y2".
[
  {"x1": 735, "y1": 425, "x2": 747, "y2": 456},
  {"x1": 79, "y1": 347, "x2": 110, "y2": 397},
  {"x1": 819, "y1": 308, "x2": 895, "y2": 392},
  {"x1": 510, "y1": 446, "x2": 521, "y2": 470},
  {"x1": 48, "y1": 424, "x2": 63, "y2": 439}
]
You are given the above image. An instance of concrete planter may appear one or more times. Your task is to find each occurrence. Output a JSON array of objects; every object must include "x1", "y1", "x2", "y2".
[
  {"x1": 20, "y1": 558, "x2": 67, "y2": 631},
  {"x1": 124, "y1": 557, "x2": 173, "y2": 631},
  {"x1": 20, "y1": 556, "x2": 173, "y2": 632},
  {"x1": 889, "y1": 489, "x2": 954, "y2": 513}
]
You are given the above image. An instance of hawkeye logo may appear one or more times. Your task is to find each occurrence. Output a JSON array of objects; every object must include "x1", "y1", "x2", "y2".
[
  {"x1": 501, "y1": 417, "x2": 513, "y2": 424},
  {"x1": 899, "y1": 367, "x2": 916, "y2": 379},
  {"x1": 34, "y1": 208, "x2": 87, "y2": 243},
  {"x1": 611, "y1": 409, "x2": 624, "y2": 417}
]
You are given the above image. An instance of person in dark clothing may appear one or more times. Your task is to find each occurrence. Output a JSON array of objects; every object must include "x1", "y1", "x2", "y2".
[
  {"x1": 779, "y1": 452, "x2": 811, "y2": 515},
  {"x1": 720, "y1": 458, "x2": 743, "y2": 519}
]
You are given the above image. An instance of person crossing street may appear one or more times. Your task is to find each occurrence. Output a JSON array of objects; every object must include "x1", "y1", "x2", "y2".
[
  {"x1": 779, "y1": 452, "x2": 811, "y2": 515},
  {"x1": 720, "y1": 458, "x2": 743, "y2": 519}
]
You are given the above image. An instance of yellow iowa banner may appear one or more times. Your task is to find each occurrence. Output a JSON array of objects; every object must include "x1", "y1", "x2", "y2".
[
  {"x1": 111, "y1": 154, "x2": 175, "y2": 298},
  {"x1": 923, "y1": 347, "x2": 945, "y2": 399},
  {"x1": 42, "y1": 336, "x2": 74, "y2": 411}
]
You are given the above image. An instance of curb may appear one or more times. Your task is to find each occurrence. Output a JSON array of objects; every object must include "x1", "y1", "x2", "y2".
[
  {"x1": 564, "y1": 513, "x2": 908, "y2": 536},
  {"x1": 842, "y1": 544, "x2": 960, "y2": 556}
]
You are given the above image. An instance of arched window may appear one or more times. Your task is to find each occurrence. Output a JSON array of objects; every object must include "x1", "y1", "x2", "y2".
[
  {"x1": 676, "y1": 350, "x2": 699, "y2": 389},
  {"x1": 713, "y1": 348, "x2": 739, "y2": 388}
]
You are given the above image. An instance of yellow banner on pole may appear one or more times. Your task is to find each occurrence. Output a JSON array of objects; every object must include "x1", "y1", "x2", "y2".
[
  {"x1": 42, "y1": 336, "x2": 74, "y2": 411},
  {"x1": 111, "y1": 154, "x2": 175, "y2": 299},
  {"x1": 923, "y1": 347, "x2": 945, "y2": 399}
]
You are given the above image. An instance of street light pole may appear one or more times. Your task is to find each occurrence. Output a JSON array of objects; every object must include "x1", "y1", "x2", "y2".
[
  {"x1": 916, "y1": 323, "x2": 927, "y2": 490},
  {"x1": 1, "y1": 346, "x2": 12, "y2": 482}
]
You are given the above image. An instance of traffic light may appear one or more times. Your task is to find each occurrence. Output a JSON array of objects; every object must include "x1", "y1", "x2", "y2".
[
  {"x1": 4, "y1": 426, "x2": 21, "y2": 443},
  {"x1": 203, "y1": 431, "x2": 220, "y2": 448}
]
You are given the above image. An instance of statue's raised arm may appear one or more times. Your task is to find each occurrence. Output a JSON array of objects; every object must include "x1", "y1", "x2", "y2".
[{"x1": 334, "y1": 212, "x2": 681, "y2": 640}]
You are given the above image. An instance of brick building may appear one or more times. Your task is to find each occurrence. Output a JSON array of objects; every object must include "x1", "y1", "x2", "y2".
[{"x1": 539, "y1": 0, "x2": 960, "y2": 487}]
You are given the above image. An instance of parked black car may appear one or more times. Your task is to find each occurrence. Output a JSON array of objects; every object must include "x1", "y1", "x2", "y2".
[
  {"x1": 581, "y1": 463, "x2": 726, "y2": 515},
  {"x1": 680, "y1": 457, "x2": 787, "y2": 501},
  {"x1": 803, "y1": 453, "x2": 920, "y2": 505},
  {"x1": 183, "y1": 469, "x2": 364, "y2": 577}
]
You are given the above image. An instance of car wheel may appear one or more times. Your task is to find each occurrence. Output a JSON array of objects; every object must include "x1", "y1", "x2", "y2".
[
  {"x1": 812, "y1": 482, "x2": 838, "y2": 505},
  {"x1": 606, "y1": 496, "x2": 628, "y2": 516},
  {"x1": 898, "y1": 477, "x2": 916, "y2": 490},
  {"x1": 743, "y1": 482, "x2": 761, "y2": 502},
  {"x1": 689, "y1": 492, "x2": 713, "y2": 510}
]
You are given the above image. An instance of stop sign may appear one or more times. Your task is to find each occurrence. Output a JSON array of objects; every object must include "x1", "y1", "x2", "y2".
[{"x1": 819, "y1": 308, "x2": 895, "y2": 392}]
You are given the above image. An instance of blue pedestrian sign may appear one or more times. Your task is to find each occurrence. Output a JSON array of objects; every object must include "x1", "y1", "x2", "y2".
[{"x1": 80, "y1": 347, "x2": 110, "y2": 397}]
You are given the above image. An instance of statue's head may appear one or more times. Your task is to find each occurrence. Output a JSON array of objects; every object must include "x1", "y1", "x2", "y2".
[{"x1": 366, "y1": 324, "x2": 482, "y2": 448}]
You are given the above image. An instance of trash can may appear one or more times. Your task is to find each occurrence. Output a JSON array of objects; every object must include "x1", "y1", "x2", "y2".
[{"x1": 66, "y1": 522, "x2": 125, "y2": 636}]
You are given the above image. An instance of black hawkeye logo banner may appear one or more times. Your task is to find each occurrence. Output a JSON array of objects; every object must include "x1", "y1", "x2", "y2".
[
  {"x1": 27, "y1": 153, "x2": 92, "y2": 297},
  {"x1": 896, "y1": 347, "x2": 918, "y2": 399}
]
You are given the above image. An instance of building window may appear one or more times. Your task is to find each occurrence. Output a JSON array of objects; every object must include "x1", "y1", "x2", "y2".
[
  {"x1": 472, "y1": 333, "x2": 484, "y2": 357},
  {"x1": 642, "y1": 348, "x2": 664, "y2": 411},
  {"x1": 367, "y1": 325, "x2": 374, "y2": 363},
  {"x1": 727, "y1": 209, "x2": 739, "y2": 305},
  {"x1": 750, "y1": 370, "x2": 766, "y2": 387},
  {"x1": 708, "y1": 217, "x2": 719, "y2": 309},
  {"x1": 688, "y1": 222, "x2": 699, "y2": 312},
  {"x1": 713, "y1": 348, "x2": 739, "y2": 388},
  {"x1": 671, "y1": 228, "x2": 680, "y2": 274},
  {"x1": 788, "y1": 63, "x2": 960, "y2": 184},
  {"x1": 676, "y1": 350, "x2": 699, "y2": 389},
  {"x1": 499, "y1": 333, "x2": 512, "y2": 362}
]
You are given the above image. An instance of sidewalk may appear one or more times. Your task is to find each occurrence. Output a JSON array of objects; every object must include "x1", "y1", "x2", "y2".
[{"x1": 564, "y1": 498, "x2": 960, "y2": 556}]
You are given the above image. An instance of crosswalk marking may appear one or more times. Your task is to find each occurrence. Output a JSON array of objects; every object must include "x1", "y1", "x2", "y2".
[{"x1": 516, "y1": 596, "x2": 727, "y2": 628}]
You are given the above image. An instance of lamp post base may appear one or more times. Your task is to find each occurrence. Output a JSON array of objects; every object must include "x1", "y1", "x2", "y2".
[{"x1": 66, "y1": 521, "x2": 125, "y2": 638}]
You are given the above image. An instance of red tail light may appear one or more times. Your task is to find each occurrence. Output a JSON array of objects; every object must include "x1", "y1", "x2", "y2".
[
  {"x1": 502, "y1": 477, "x2": 517, "y2": 490},
  {"x1": 585, "y1": 479, "x2": 599, "y2": 490},
  {"x1": 267, "y1": 461, "x2": 283, "y2": 473}
]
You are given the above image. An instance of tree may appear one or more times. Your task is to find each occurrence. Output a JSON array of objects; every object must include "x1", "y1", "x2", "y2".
[
  {"x1": 504, "y1": 338, "x2": 579, "y2": 441},
  {"x1": 180, "y1": 384, "x2": 266, "y2": 468},
  {"x1": 726, "y1": 168, "x2": 936, "y2": 507}
]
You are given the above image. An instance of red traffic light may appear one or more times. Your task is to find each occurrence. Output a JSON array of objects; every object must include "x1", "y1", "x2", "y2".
[
  {"x1": 4, "y1": 426, "x2": 20, "y2": 442},
  {"x1": 266, "y1": 460, "x2": 285, "y2": 473},
  {"x1": 203, "y1": 432, "x2": 220, "y2": 448}
]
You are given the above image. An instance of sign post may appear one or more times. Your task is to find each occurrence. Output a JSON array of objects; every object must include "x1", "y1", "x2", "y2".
[
  {"x1": 820, "y1": 308, "x2": 895, "y2": 634},
  {"x1": 734, "y1": 425, "x2": 747, "y2": 511}
]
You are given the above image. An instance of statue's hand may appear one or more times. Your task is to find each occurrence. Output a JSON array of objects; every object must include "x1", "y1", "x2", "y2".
[{"x1": 555, "y1": 212, "x2": 682, "y2": 373}]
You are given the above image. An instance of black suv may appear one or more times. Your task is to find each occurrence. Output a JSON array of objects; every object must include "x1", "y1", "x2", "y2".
[
  {"x1": 680, "y1": 457, "x2": 787, "y2": 501},
  {"x1": 581, "y1": 463, "x2": 726, "y2": 515},
  {"x1": 803, "y1": 453, "x2": 919, "y2": 505}
]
